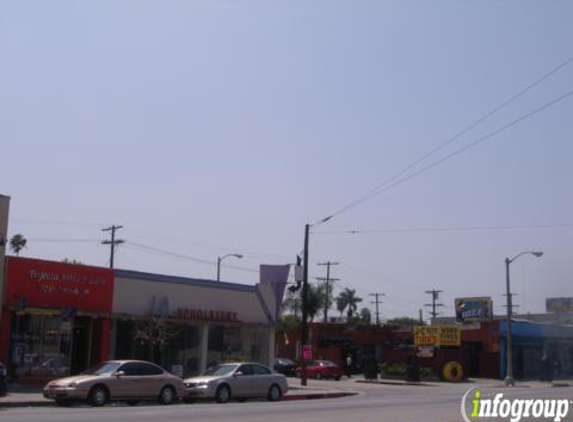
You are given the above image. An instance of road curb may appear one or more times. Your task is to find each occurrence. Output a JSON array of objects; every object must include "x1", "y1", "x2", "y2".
[
  {"x1": 0, "y1": 400, "x2": 53, "y2": 408},
  {"x1": 282, "y1": 391, "x2": 357, "y2": 401},
  {"x1": 355, "y1": 379, "x2": 434, "y2": 387},
  {"x1": 0, "y1": 392, "x2": 358, "y2": 408}
]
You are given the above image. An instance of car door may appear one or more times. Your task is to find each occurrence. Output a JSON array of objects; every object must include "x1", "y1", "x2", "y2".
[
  {"x1": 232, "y1": 364, "x2": 255, "y2": 397},
  {"x1": 137, "y1": 362, "x2": 166, "y2": 399},
  {"x1": 112, "y1": 362, "x2": 141, "y2": 399},
  {"x1": 252, "y1": 364, "x2": 273, "y2": 396}
]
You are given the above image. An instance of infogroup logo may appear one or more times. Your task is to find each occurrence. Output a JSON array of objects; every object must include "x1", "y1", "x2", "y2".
[{"x1": 461, "y1": 388, "x2": 571, "y2": 422}]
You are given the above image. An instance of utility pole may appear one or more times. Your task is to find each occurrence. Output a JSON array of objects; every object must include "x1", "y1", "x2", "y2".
[
  {"x1": 369, "y1": 292, "x2": 385, "y2": 325},
  {"x1": 424, "y1": 289, "x2": 443, "y2": 322},
  {"x1": 300, "y1": 223, "x2": 310, "y2": 386},
  {"x1": 102, "y1": 225, "x2": 124, "y2": 268},
  {"x1": 317, "y1": 261, "x2": 339, "y2": 323}
]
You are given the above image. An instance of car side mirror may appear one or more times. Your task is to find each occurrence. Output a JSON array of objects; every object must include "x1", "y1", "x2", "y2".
[
  {"x1": 115, "y1": 371, "x2": 125, "y2": 377},
  {"x1": 234, "y1": 371, "x2": 244, "y2": 377}
]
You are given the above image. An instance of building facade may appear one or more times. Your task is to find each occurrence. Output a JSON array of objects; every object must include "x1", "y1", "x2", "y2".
[
  {"x1": 0, "y1": 256, "x2": 288, "y2": 384},
  {"x1": 0, "y1": 257, "x2": 114, "y2": 384}
]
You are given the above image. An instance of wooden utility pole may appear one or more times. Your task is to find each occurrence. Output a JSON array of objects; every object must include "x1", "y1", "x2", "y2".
[
  {"x1": 369, "y1": 292, "x2": 385, "y2": 325},
  {"x1": 424, "y1": 289, "x2": 443, "y2": 321},
  {"x1": 102, "y1": 225, "x2": 124, "y2": 268},
  {"x1": 317, "y1": 261, "x2": 339, "y2": 323}
]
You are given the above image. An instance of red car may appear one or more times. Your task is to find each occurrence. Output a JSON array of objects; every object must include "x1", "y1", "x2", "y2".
[{"x1": 295, "y1": 360, "x2": 343, "y2": 380}]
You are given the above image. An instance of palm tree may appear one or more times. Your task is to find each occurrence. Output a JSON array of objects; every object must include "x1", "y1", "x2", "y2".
[
  {"x1": 359, "y1": 308, "x2": 372, "y2": 324},
  {"x1": 336, "y1": 288, "x2": 363, "y2": 322},
  {"x1": 9, "y1": 234, "x2": 27, "y2": 256},
  {"x1": 306, "y1": 283, "x2": 330, "y2": 322},
  {"x1": 282, "y1": 289, "x2": 302, "y2": 319}
]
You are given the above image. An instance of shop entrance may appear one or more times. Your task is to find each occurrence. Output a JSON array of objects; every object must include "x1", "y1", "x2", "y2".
[{"x1": 70, "y1": 316, "x2": 92, "y2": 374}]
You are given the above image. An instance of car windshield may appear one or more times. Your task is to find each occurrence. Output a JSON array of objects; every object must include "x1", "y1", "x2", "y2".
[
  {"x1": 201, "y1": 364, "x2": 237, "y2": 376},
  {"x1": 82, "y1": 362, "x2": 121, "y2": 376}
]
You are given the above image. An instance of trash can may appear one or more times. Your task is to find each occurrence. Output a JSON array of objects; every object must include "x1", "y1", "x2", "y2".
[
  {"x1": 363, "y1": 357, "x2": 378, "y2": 380},
  {"x1": 405, "y1": 356, "x2": 420, "y2": 382}
]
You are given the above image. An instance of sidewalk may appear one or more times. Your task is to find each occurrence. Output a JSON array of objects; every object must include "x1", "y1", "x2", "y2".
[{"x1": 0, "y1": 380, "x2": 358, "y2": 408}]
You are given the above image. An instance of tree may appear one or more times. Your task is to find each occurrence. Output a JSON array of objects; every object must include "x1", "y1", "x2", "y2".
[
  {"x1": 282, "y1": 282, "x2": 331, "y2": 323},
  {"x1": 386, "y1": 316, "x2": 425, "y2": 327},
  {"x1": 306, "y1": 283, "x2": 327, "y2": 322},
  {"x1": 61, "y1": 258, "x2": 84, "y2": 265},
  {"x1": 281, "y1": 289, "x2": 302, "y2": 319},
  {"x1": 9, "y1": 234, "x2": 27, "y2": 256},
  {"x1": 134, "y1": 316, "x2": 181, "y2": 363},
  {"x1": 319, "y1": 281, "x2": 335, "y2": 323},
  {"x1": 336, "y1": 288, "x2": 363, "y2": 322},
  {"x1": 359, "y1": 308, "x2": 372, "y2": 324}
]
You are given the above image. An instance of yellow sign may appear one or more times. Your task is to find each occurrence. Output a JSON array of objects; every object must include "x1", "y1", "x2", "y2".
[{"x1": 414, "y1": 326, "x2": 460, "y2": 347}]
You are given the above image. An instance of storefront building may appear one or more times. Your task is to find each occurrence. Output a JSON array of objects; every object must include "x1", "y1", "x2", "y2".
[
  {"x1": 0, "y1": 257, "x2": 114, "y2": 384},
  {"x1": 499, "y1": 320, "x2": 573, "y2": 380},
  {"x1": 0, "y1": 255, "x2": 289, "y2": 383},
  {"x1": 110, "y1": 265, "x2": 288, "y2": 378}
]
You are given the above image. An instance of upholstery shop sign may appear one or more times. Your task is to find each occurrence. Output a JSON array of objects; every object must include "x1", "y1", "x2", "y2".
[{"x1": 5, "y1": 257, "x2": 114, "y2": 312}]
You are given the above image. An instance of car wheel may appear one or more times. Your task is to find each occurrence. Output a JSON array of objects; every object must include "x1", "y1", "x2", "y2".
[
  {"x1": 334, "y1": 375, "x2": 341, "y2": 381},
  {"x1": 89, "y1": 385, "x2": 108, "y2": 407},
  {"x1": 267, "y1": 384, "x2": 282, "y2": 402},
  {"x1": 126, "y1": 400, "x2": 139, "y2": 406},
  {"x1": 315, "y1": 372, "x2": 322, "y2": 380},
  {"x1": 159, "y1": 386, "x2": 175, "y2": 405},
  {"x1": 215, "y1": 384, "x2": 231, "y2": 404}
]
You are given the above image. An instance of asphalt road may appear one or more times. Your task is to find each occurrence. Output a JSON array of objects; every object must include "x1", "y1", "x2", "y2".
[{"x1": 1, "y1": 380, "x2": 571, "y2": 422}]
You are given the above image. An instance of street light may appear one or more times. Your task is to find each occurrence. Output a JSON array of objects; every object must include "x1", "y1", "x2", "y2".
[
  {"x1": 216, "y1": 253, "x2": 243, "y2": 282},
  {"x1": 504, "y1": 250, "x2": 543, "y2": 386}
]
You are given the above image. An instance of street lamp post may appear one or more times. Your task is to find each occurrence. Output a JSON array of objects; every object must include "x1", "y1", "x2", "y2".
[
  {"x1": 217, "y1": 253, "x2": 243, "y2": 282},
  {"x1": 504, "y1": 251, "x2": 543, "y2": 387}
]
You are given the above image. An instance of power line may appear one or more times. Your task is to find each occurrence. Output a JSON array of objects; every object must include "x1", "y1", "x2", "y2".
[
  {"x1": 315, "y1": 76, "x2": 573, "y2": 225},
  {"x1": 26, "y1": 238, "x2": 102, "y2": 242},
  {"x1": 313, "y1": 222, "x2": 573, "y2": 235},
  {"x1": 12, "y1": 218, "x2": 104, "y2": 227},
  {"x1": 124, "y1": 241, "x2": 260, "y2": 274}
]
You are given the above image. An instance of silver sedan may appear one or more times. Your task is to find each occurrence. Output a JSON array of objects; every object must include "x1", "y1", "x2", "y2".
[{"x1": 183, "y1": 363, "x2": 288, "y2": 403}]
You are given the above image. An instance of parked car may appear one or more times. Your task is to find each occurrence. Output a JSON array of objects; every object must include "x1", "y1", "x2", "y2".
[
  {"x1": 295, "y1": 360, "x2": 343, "y2": 380},
  {"x1": 274, "y1": 358, "x2": 297, "y2": 377},
  {"x1": 43, "y1": 360, "x2": 185, "y2": 407},
  {"x1": 183, "y1": 362, "x2": 288, "y2": 403},
  {"x1": 0, "y1": 361, "x2": 7, "y2": 397}
]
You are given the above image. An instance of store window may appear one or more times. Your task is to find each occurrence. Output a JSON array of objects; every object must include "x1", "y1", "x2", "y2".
[
  {"x1": 207, "y1": 325, "x2": 269, "y2": 365},
  {"x1": 115, "y1": 319, "x2": 202, "y2": 377},
  {"x1": 10, "y1": 313, "x2": 71, "y2": 379}
]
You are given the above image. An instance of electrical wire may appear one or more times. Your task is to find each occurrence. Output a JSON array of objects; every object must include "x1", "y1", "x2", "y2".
[
  {"x1": 124, "y1": 241, "x2": 260, "y2": 274},
  {"x1": 26, "y1": 238, "x2": 102, "y2": 242},
  {"x1": 12, "y1": 218, "x2": 104, "y2": 227},
  {"x1": 313, "y1": 222, "x2": 573, "y2": 235},
  {"x1": 315, "y1": 53, "x2": 573, "y2": 225}
]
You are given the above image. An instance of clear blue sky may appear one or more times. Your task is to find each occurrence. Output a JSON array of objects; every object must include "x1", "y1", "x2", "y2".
[{"x1": 2, "y1": 0, "x2": 572, "y2": 320}]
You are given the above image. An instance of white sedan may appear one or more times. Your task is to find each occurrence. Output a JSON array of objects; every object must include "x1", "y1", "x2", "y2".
[{"x1": 183, "y1": 362, "x2": 288, "y2": 403}]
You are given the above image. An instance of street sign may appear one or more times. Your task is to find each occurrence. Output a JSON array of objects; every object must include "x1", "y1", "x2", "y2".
[{"x1": 302, "y1": 344, "x2": 312, "y2": 360}]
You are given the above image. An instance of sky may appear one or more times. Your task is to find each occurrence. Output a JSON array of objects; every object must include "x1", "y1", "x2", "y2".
[{"x1": 1, "y1": 0, "x2": 572, "y2": 322}]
